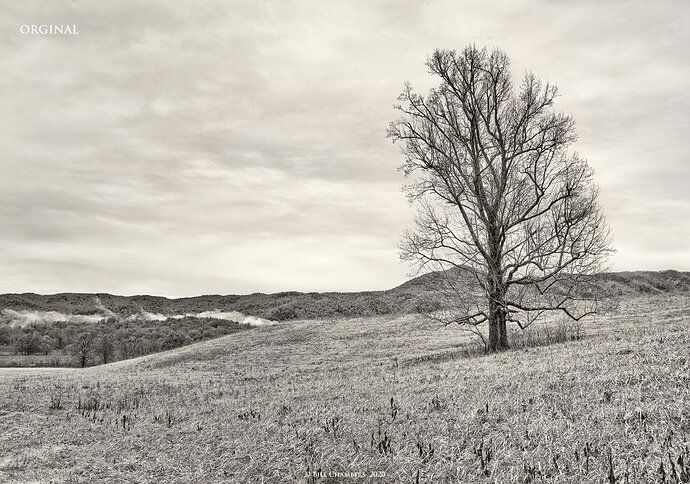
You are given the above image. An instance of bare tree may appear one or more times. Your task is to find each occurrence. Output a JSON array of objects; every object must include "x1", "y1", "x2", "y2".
[
  {"x1": 388, "y1": 46, "x2": 614, "y2": 352},
  {"x1": 71, "y1": 334, "x2": 93, "y2": 368},
  {"x1": 96, "y1": 335, "x2": 114, "y2": 364}
]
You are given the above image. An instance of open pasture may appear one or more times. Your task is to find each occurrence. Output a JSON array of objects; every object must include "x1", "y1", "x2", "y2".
[{"x1": 1, "y1": 295, "x2": 689, "y2": 483}]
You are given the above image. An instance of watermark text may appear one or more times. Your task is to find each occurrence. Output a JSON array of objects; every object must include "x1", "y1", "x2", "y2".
[{"x1": 20, "y1": 25, "x2": 79, "y2": 35}]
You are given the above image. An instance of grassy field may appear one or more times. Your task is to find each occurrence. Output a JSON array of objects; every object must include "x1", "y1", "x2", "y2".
[
  {"x1": 0, "y1": 353, "x2": 72, "y2": 368},
  {"x1": 1, "y1": 294, "x2": 689, "y2": 483}
]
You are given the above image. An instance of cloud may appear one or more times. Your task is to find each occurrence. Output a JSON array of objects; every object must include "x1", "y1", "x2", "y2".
[{"x1": 0, "y1": 0, "x2": 687, "y2": 296}]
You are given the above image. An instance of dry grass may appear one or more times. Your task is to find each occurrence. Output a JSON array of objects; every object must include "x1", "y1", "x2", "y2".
[{"x1": 0, "y1": 295, "x2": 689, "y2": 483}]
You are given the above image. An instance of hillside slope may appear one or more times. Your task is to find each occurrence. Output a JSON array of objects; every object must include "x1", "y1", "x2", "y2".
[
  {"x1": 0, "y1": 270, "x2": 688, "y2": 321},
  {"x1": 1, "y1": 294, "x2": 689, "y2": 483}
]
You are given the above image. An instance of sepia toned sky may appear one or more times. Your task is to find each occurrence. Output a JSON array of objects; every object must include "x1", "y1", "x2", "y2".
[{"x1": 0, "y1": 0, "x2": 688, "y2": 296}]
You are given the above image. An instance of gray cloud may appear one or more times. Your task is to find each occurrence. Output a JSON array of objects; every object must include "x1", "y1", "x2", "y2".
[{"x1": 0, "y1": 0, "x2": 688, "y2": 296}]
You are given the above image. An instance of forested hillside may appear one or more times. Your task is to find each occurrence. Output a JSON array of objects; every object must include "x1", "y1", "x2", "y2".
[
  {"x1": 1, "y1": 271, "x2": 688, "y2": 321},
  {"x1": 0, "y1": 270, "x2": 687, "y2": 367}
]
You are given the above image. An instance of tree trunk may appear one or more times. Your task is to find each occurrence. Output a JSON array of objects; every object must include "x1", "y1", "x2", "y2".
[
  {"x1": 487, "y1": 280, "x2": 509, "y2": 353},
  {"x1": 486, "y1": 222, "x2": 509, "y2": 352}
]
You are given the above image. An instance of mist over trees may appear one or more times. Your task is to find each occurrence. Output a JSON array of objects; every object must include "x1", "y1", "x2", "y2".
[
  {"x1": 0, "y1": 317, "x2": 251, "y2": 367},
  {"x1": 389, "y1": 45, "x2": 613, "y2": 352}
]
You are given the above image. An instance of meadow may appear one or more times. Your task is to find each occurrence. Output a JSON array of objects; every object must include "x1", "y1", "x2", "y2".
[{"x1": 0, "y1": 294, "x2": 689, "y2": 483}]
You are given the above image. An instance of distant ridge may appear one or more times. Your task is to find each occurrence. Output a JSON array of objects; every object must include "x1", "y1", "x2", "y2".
[{"x1": 0, "y1": 270, "x2": 687, "y2": 322}]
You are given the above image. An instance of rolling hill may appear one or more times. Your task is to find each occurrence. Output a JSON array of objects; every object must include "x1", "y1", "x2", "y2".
[
  {"x1": 0, "y1": 270, "x2": 688, "y2": 323},
  {"x1": 1, "y1": 292, "x2": 689, "y2": 482}
]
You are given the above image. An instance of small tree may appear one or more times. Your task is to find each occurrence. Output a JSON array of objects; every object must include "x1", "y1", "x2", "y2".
[
  {"x1": 389, "y1": 46, "x2": 613, "y2": 352},
  {"x1": 71, "y1": 334, "x2": 93, "y2": 368},
  {"x1": 96, "y1": 335, "x2": 114, "y2": 364},
  {"x1": 15, "y1": 332, "x2": 43, "y2": 355},
  {"x1": 117, "y1": 338, "x2": 132, "y2": 360}
]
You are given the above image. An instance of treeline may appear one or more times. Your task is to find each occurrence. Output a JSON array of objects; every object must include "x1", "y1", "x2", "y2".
[
  {"x1": 4, "y1": 271, "x2": 686, "y2": 324},
  {"x1": 0, "y1": 316, "x2": 251, "y2": 367}
]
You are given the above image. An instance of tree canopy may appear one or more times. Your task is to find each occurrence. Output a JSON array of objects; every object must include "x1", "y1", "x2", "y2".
[{"x1": 389, "y1": 46, "x2": 613, "y2": 352}]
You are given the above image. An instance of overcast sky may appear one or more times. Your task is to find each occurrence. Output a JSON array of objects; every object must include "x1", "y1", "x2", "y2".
[{"x1": 0, "y1": 0, "x2": 688, "y2": 296}]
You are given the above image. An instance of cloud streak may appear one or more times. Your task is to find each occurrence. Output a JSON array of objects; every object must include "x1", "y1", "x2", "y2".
[{"x1": 1, "y1": 308, "x2": 272, "y2": 327}]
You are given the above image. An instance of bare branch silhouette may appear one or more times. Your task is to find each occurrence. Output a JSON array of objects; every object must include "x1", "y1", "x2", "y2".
[{"x1": 389, "y1": 46, "x2": 614, "y2": 352}]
